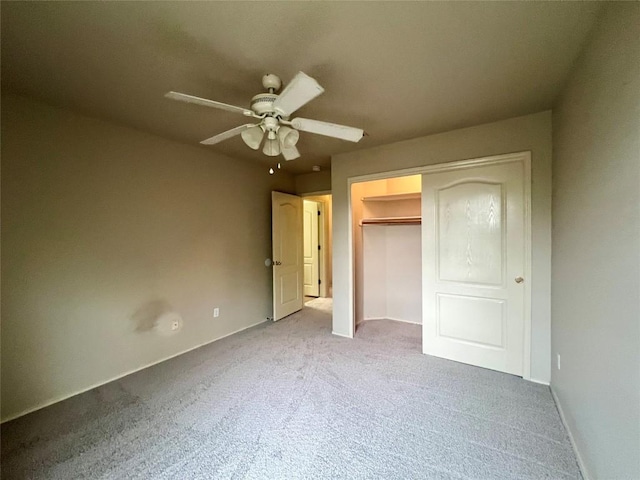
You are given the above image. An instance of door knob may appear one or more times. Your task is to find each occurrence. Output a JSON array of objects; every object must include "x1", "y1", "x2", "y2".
[{"x1": 515, "y1": 276, "x2": 524, "y2": 284}]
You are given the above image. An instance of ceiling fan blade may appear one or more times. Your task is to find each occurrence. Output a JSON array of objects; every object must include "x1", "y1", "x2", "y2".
[
  {"x1": 291, "y1": 117, "x2": 364, "y2": 143},
  {"x1": 281, "y1": 145, "x2": 300, "y2": 161},
  {"x1": 272, "y1": 72, "x2": 325, "y2": 117},
  {"x1": 165, "y1": 91, "x2": 254, "y2": 117},
  {"x1": 200, "y1": 124, "x2": 255, "y2": 145}
]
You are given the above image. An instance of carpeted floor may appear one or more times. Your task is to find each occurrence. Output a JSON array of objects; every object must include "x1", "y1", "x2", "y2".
[{"x1": 1, "y1": 298, "x2": 581, "y2": 479}]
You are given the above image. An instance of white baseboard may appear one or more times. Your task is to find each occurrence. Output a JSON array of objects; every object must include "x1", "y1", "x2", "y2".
[
  {"x1": 1, "y1": 318, "x2": 269, "y2": 424},
  {"x1": 331, "y1": 330, "x2": 353, "y2": 339},
  {"x1": 528, "y1": 377, "x2": 550, "y2": 386},
  {"x1": 361, "y1": 317, "x2": 421, "y2": 325},
  {"x1": 550, "y1": 387, "x2": 591, "y2": 480},
  {"x1": 386, "y1": 316, "x2": 421, "y2": 325}
]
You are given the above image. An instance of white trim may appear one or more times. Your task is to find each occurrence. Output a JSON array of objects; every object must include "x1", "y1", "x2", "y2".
[
  {"x1": 347, "y1": 181, "x2": 355, "y2": 337},
  {"x1": 361, "y1": 317, "x2": 421, "y2": 326},
  {"x1": 522, "y1": 154, "x2": 533, "y2": 380},
  {"x1": 386, "y1": 316, "x2": 421, "y2": 325},
  {"x1": 332, "y1": 330, "x2": 353, "y2": 339},
  {"x1": 551, "y1": 387, "x2": 591, "y2": 480},
  {"x1": 1, "y1": 319, "x2": 269, "y2": 424},
  {"x1": 347, "y1": 151, "x2": 533, "y2": 379},
  {"x1": 528, "y1": 378, "x2": 550, "y2": 386},
  {"x1": 317, "y1": 201, "x2": 327, "y2": 298},
  {"x1": 348, "y1": 151, "x2": 532, "y2": 185}
]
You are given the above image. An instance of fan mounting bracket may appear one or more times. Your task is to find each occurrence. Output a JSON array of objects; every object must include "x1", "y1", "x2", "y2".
[{"x1": 262, "y1": 74, "x2": 282, "y2": 92}]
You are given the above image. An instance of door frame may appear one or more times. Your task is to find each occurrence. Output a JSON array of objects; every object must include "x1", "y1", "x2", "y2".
[
  {"x1": 302, "y1": 199, "x2": 321, "y2": 297},
  {"x1": 317, "y1": 201, "x2": 327, "y2": 298},
  {"x1": 301, "y1": 194, "x2": 330, "y2": 298},
  {"x1": 346, "y1": 151, "x2": 532, "y2": 380}
]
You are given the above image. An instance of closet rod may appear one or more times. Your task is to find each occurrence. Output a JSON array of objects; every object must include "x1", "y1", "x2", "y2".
[{"x1": 359, "y1": 216, "x2": 421, "y2": 226}]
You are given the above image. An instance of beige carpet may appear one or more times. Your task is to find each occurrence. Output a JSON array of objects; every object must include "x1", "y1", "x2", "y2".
[{"x1": 2, "y1": 298, "x2": 580, "y2": 479}]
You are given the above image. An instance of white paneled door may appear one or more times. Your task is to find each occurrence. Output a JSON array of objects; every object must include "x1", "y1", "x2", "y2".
[
  {"x1": 422, "y1": 160, "x2": 526, "y2": 375},
  {"x1": 303, "y1": 200, "x2": 320, "y2": 297},
  {"x1": 272, "y1": 192, "x2": 303, "y2": 321}
]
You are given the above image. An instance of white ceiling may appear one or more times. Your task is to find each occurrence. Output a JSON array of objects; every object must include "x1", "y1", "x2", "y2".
[{"x1": 1, "y1": 2, "x2": 602, "y2": 174}]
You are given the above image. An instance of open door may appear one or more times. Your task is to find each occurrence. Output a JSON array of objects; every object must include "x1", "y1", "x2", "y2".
[
  {"x1": 303, "y1": 200, "x2": 320, "y2": 297},
  {"x1": 422, "y1": 160, "x2": 526, "y2": 375},
  {"x1": 272, "y1": 191, "x2": 303, "y2": 321}
]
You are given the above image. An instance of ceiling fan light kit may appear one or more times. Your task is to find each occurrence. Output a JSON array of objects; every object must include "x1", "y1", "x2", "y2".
[
  {"x1": 240, "y1": 125, "x2": 264, "y2": 150},
  {"x1": 263, "y1": 133, "x2": 281, "y2": 157},
  {"x1": 278, "y1": 126, "x2": 299, "y2": 149},
  {"x1": 281, "y1": 145, "x2": 300, "y2": 162},
  {"x1": 165, "y1": 71, "x2": 364, "y2": 163}
]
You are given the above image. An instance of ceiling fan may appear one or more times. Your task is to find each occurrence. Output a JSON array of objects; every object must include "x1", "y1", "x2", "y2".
[{"x1": 165, "y1": 72, "x2": 364, "y2": 161}]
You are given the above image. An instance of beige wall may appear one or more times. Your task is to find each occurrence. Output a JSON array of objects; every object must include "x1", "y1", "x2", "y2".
[
  {"x1": 1, "y1": 94, "x2": 295, "y2": 421},
  {"x1": 551, "y1": 3, "x2": 640, "y2": 478},
  {"x1": 332, "y1": 111, "x2": 552, "y2": 383},
  {"x1": 295, "y1": 170, "x2": 331, "y2": 195}
]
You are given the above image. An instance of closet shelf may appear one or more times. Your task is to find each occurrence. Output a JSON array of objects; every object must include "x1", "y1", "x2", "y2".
[
  {"x1": 361, "y1": 192, "x2": 421, "y2": 202},
  {"x1": 360, "y1": 216, "x2": 421, "y2": 226}
]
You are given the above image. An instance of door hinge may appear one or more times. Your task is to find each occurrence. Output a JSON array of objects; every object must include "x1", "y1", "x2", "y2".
[
  {"x1": 318, "y1": 245, "x2": 321, "y2": 251},
  {"x1": 318, "y1": 279, "x2": 322, "y2": 285},
  {"x1": 318, "y1": 210, "x2": 321, "y2": 216}
]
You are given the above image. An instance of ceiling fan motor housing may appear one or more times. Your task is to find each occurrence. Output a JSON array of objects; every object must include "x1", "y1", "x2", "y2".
[{"x1": 250, "y1": 93, "x2": 278, "y2": 115}]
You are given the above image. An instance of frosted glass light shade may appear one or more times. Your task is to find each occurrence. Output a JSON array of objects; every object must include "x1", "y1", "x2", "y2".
[
  {"x1": 263, "y1": 138, "x2": 281, "y2": 156},
  {"x1": 278, "y1": 126, "x2": 299, "y2": 149},
  {"x1": 241, "y1": 126, "x2": 264, "y2": 150}
]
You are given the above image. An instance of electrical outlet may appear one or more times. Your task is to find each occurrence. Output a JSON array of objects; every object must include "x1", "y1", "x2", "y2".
[
  {"x1": 213, "y1": 307, "x2": 220, "y2": 318},
  {"x1": 557, "y1": 354, "x2": 561, "y2": 370}
]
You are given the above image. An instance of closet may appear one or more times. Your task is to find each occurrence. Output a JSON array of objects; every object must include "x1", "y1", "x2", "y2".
[{"x1": 352, "y1": 175, "x2": 422, "y2": 332}]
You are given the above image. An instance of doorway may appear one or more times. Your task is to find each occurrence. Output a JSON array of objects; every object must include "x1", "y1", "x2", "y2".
[
  {"x1": 346, "y1": 152, "x2": 532, "y2": 377},
  {"x1": 302, "y1": 194, "x2": 332, "y2": 303},
  {"x1": 272, "y1": 192, "x2": 332, "y2": 320},
  {"x1": 351, "y1": 175, "x2": 422, "y2": 341}
]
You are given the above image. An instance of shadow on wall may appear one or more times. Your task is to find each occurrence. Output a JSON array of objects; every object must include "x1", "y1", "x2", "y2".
[{"x1": 131, "y1": 299, "x2": 173, "y2": 333}]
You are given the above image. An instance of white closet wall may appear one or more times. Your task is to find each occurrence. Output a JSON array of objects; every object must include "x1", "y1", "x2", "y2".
[
  {"x1": 354, "y1": 174, "x2": 422, "y2": 326},
  {"x1": 362, "y1": 226, "x2": 387, "y2": 318},
  {"x1": 363, "y1": 225, "x2": 421, "y2": 323},
  {"x1": 351, "y1": 179, "x2": 387, "y2": 324}
]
